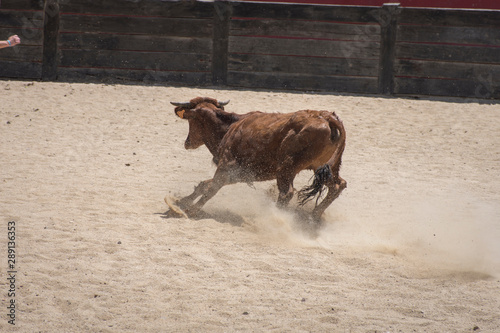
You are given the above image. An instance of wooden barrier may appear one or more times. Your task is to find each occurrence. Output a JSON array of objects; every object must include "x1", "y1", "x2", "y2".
[
  {"x1": 0, "y1": 0, "x2": 499, "y2": 99},
  {"x1": 394, "y1": 8, "x2": 500, "y2": 98},
  {"x1": 56, "y1": 0, "x2": 214, "y2": 85},
  {"x1": 0, "y1": 0, "x2": 44, "y2": 79},
  {"x1": 227, "y1": 2, "x2": 381, "y2": 93}
]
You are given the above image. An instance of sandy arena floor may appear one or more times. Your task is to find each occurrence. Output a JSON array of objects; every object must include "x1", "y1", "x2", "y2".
[{"x1": 1, "y1": 80, "x2": 499, "y2": 332}]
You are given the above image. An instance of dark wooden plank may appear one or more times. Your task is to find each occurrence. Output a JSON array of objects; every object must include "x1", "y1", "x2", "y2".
[
  {"x1": 0, "y1": 0, "x2": 43, "y2": 10},
  {"x1": 229, "y1": 36, "x2": 380, "y2": 59},
  {"x1": 59, "y1": 49, "x2": 211, "y2": 72},
  {"x1": 57, "y1": 67, "x2": 212, "y2": 86},
  {"x1": 0, "y1": 10, "x2": 44, "y2": 28},
  {"x1": 212, "y1": 1, "x2": 232, "y2": 85},
  {"x1": 228, "y1": 71, "x2": 379, "y2": 93},
  {"x1": 397, "y1": 42, "x2": 500, "y2": 64},
  {"x1": 42, "y1": 0, "x2": 59, "y2": 81},
  {"x1": 60, "y1": 0, "x2": 214, "y2": 19},
  {"x1": 230, "y1": 18, "x2": 380, "y2": 41},
  {"x1": 60, "y1": 14, "x2": 213, "y2": 38},
  {"x1": 397, "y1": 25, "x2": 500, "y2": 46},
  {"x1": 231, "y1": 1, "x2": 379, "y2": 23},
  {"x1": 0, "y1": 60, "x2": 41, "y2": 79},
  {"x1": 399, "y1": 8, "x2": 500, "y2": 28},
  {"x1": 229, "y1": 53, "x2": 379, "y2": 77},
  {"x1": 395, "y1": 59, "x2": 500, "y2": 81},
  {"x1": 394, "y1": 77, "x2": 499, "y2": 99},
  {"x1": 0, "y1": 45, "x2": 42, "y2": 61},
  {"x1": 59, "y1": 33, "x2": 212, "y2": 54},
  {"x1": 378, "y1": 3, "x2": 400, "y2": 95}
]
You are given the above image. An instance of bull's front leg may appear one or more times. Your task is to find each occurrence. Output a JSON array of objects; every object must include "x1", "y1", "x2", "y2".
[
  {"x1": 184, "y1": 179, "x2": 225, "y2": 217},
  {"x1": 176, "y1": 179, "x2": 213, "y2": 209},
  {"x1": 164, "y1": 179, "x2": 214, "y2": 218},
  {"x1": 177, "y1": 169, "x2": 232, "y2": 217}
]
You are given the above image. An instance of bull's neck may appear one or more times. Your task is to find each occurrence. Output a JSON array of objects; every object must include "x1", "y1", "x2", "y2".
[{"x1": 204, "y1": 112, "x2": 241, "y2": 157}]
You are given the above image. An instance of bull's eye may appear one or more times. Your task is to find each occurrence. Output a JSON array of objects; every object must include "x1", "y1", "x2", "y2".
[{"x1": 176, "y1": 109, "x2": 186, "y2": 119}]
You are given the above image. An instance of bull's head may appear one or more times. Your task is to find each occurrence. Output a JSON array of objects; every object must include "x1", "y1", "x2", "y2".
[{"x1": 170, "y1": 97, "x2": 230, "y2": 151}]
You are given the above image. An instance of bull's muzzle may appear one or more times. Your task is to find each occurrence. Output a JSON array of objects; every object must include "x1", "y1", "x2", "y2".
[{"x1": 184, "y1": 136, "x2": 199, "y2": 150}]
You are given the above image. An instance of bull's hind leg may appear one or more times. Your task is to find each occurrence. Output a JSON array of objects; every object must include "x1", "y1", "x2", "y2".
[
  {"x1": 276, "y1": 172, "x2": 295, "y2": 208},
  {"x1": 311, "y1": 176, "x2": 346, "y2": 221},
  {"x1": 298, "y1": 164, "x2": 346, "y2": 221}
]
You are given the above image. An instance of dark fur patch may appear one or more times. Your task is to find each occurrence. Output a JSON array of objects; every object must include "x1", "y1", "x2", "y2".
[{"x1": 216, "y1": 111, "x2": 239, "y2": 123}]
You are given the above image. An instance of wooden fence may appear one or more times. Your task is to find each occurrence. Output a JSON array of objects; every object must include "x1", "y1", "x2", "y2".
[{"x1": 1, "y1": 0, "x2": 499, "y2": 99}]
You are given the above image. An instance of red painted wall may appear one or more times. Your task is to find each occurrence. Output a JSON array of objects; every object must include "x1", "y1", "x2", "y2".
[{"x1": 244, "y1": 0, "x2": 500, "y2": 10}]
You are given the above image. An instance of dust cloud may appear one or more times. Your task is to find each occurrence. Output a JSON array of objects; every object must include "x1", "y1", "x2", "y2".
[
  {"x1": 323, "y1": 190, "x2": 500, "y2": 278},
  {"x1": 210, "y1": 183, "x2": 500, "y2": 278}
]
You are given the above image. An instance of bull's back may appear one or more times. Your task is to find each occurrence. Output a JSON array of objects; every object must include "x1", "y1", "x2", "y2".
[
  {"x1": 217, "y1": 110, "x2": 337, "y2": 179},
  {"x1": 219, "y1": 112, "x2": 291, "y2": 164}
]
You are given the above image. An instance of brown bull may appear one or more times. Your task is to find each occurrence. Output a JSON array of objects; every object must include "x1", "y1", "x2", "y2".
[{"x1": 168, "y1": 97, "x2": 346, "y2": 221}]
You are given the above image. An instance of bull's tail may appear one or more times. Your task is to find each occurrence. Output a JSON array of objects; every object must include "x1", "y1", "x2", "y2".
[
  {"x1": 298, "y1": 164, "x2": 333, "y2": 206},
  {"x1": 298, "y1": 112, "x2": 346, "y2": 207},
  {"x1": 326, "y1": 112, "x2": 346, "y2": 180}
]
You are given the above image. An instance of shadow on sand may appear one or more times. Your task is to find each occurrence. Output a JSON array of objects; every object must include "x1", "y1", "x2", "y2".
[
  {"x1": 158, "y1": 207, "x2": 248, "y2": 228},
  {"x1": 158, "y1": 203, "x2": 324, "y2": 239}
]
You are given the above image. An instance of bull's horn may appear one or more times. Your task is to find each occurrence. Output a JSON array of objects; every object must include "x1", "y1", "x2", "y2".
[
  {"x1": 218, "y1": 100, "x2": 230, "y2": 106},
  {"x1": 170, "y1": 101, "x2": 191, "y2": 107}
]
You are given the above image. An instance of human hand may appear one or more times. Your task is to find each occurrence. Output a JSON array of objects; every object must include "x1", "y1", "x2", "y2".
[{"x1": 8, "y1": 35, "x2": 21, "y2": 46}]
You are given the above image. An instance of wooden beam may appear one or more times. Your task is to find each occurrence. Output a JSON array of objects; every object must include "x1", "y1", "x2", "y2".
[
  {"x1": 228, "y1": 71, "x2": 379, "y2": 94},
  {"x1": 231, "y1": 1, "x2": 379, "y2": 23},
  {"x1": 41, "y1": 0, "x2": 60, "y2": 81},
  {"x1": 59, "y1": 15, "x2": 213, "y2": 38},
  {"x1": 229, "y1": 36, "x2": 380, "y2": 59},
  {"x1": 212, "y1": 1, "x2": 232, "y2": 85},
  {"x1": 0, "y1": 0, "x2": 44, "y2": 10},
  {"x1": 378, "y1": 3, "x2": 400, "y2": 95},
  {"x1": 229, "y1": 53, "x2": 379, "y2": 77},
  {"x1": 399, "y1": 7, "x2": 500, "y2": 28},
  {"x1": 59, "y1": 0, "x2": 213, "y2": 18}
]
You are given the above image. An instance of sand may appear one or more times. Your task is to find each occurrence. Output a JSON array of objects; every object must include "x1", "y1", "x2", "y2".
[{"x1": 1, "y1": 80, "x2": 499, "y2": 332}]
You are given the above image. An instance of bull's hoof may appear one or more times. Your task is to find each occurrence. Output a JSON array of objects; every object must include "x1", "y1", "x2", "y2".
[
  {"x1": 310, "y1": 213, "x2": 323, "y2": 224},
  {"x1": 310, "y1": 208, "x2": 326, "y2": 224},
  {"x1": 164, "y1": 196, "x2": 189, "y2": 219},
  {"x1": 163, "y1": 209, "x2": 185, "y2": 218}
]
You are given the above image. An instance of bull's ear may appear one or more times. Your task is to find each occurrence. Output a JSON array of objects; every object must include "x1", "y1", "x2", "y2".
[
  {"x1": 175, "y1": 109, "x2": 186, "y2": 119},
  {"x1": 175, "y1": 107, "x2": 195, "y2": 119}
]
